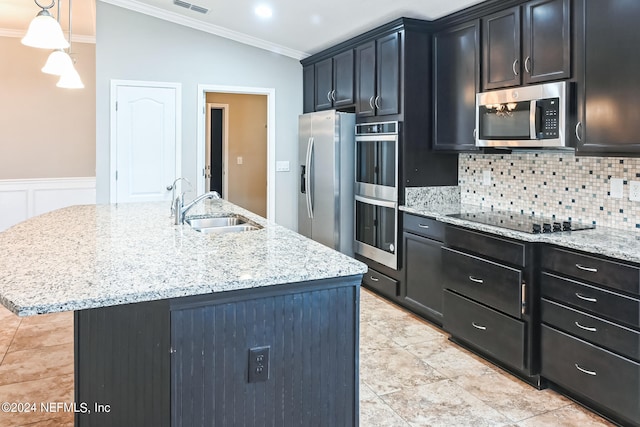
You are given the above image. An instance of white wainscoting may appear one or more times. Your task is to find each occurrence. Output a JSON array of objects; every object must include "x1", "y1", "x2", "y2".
[{"x1": 0, "y1": 177, "x2": 96, "y2": 232}]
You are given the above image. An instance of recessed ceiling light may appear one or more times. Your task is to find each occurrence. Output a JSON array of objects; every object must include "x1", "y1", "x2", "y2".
[{"x1": 255, "y1": 5, "x2": 273, "y2": 19}]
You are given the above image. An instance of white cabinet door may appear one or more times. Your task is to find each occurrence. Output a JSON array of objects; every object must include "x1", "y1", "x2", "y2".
[{"x1": 113, "y1": 83, "x2": 180, "y2": 203}]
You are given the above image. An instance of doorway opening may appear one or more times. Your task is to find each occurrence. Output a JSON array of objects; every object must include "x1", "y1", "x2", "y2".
[
  {"x1": 197, "y1": 85, "x2": 275, "y2": 220},
  {"x1": 205, "y1": 103, "x2": 228, "y2": 198}
]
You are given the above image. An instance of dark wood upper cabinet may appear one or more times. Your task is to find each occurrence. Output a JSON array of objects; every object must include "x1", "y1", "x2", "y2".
[
  {"x1": 433, "y1": 20, "x2": 480, "y2": 151},
  {"x1": 355, "y1": 33, "x2": 400, "y2": 118},
  {"x1": 314, "y1": 51, "x2": 354, "y2": 111},
  {"x1": 483, "y1": 0, "x2": 571, "y2": 90},
  {"x1": 375, "y1": 32, "x2": 401, "y2": 117},
  {"x1": 314, "y1": 58, "x2": 334, "y2": 111},
  {"x1": 522, "y1": 0, "x2": 571, "y2": 84},
  {"x1": 303, "y1": 65, "x2": 315, "y2": 113},
  {"x1": 483, "y1": 6, "x2": 522, "y2": 90},
  {"x1": 355, "y1": 41, "x2": 376, "y2": 117},
  {"x1": 332, "y1": 50, "x2": 355, "y2": 108},
  {"x1": 573, "y1": 0, "x2": 640, "y2": 154}
]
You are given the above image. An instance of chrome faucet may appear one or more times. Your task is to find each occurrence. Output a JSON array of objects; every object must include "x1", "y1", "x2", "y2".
[
  {"x1": 168, "y1": 177, "x2": 193, "y2": 217},
  {"x1": 174, "y1": 191, "x2": 221, "y2": 225}
]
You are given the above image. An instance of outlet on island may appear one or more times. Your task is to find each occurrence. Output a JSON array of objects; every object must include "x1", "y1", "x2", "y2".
[{"x1": 248, "y1": 345, "x2": 270, "y2": 383}]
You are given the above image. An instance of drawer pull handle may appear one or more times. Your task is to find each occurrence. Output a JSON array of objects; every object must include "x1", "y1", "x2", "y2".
[
  {"x1": 469, "y1": 276, "x2": 484, "y2": 284},
  {"x1": 575, "y1": 264, "x2": 598, "y2": 273},
  {"x1": 370, "y1": 276, "x2": 379, "y2": 282},
  {"x1": 472, "y1": 322, "x2": 487, "y2": 331},
  {"x1": 575, "y1": 363, "x2": 597, "y2": 376},
  {"x1": 418, "y1": 224, "x2": 430, "y2": 229},
  {"x1": 575, "y1": 321, "x2": 597, "y2": 332},
  {"x1": 575, "y1": 293, "x2": 597, "y2": 303}
]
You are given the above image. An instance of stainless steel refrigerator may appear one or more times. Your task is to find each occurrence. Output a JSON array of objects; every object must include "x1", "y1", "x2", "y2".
[{"x1": 298, "y1": 110, "x2": 355, "y2": 256}]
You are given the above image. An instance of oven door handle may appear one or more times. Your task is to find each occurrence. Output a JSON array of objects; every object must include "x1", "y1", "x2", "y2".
[
  {"x1": 305, "y1": 137, "x2": 314, "y2": 219},
  {"x1": 355, "y1": 195, "x2": 397, "y2": 209}
]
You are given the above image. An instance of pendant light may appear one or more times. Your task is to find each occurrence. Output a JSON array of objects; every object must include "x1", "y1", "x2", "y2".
[
  {"x1": 42, "y1": 1, "x2": 74, "y2": 76},
  {"x1": 22, "y1": 0, "x2": 70, "y2": 50},
  {"x1": 56, "y1": 0, "x2": 84, "y2": 89}
]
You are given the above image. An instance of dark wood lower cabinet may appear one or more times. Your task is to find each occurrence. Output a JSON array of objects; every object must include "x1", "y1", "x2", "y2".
[
  {"x1": 403, "y1": 231, "x2": 444, "y2": 324},
  {"x1": 444, "y1": 290, "x2": 526, "y2": 371},
  {"x1": 541, "y1": 325, "x2": 640, "y2": 426},
  {"x1": 75, "y1": 276, "x2": 361, "y2": 427}
]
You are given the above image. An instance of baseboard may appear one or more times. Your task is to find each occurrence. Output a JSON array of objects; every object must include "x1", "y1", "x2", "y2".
[{"x1": 0, "y1": 177, "x2": 96, "y2": 232}]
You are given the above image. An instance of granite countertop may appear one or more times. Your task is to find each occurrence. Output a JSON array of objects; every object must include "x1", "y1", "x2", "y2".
[
  {"x1": 401, "y1": 203, "x2": 640, "y2": 265},
  {"x1": 0, "y1": 200, "x2": 367, "y2": 316}
]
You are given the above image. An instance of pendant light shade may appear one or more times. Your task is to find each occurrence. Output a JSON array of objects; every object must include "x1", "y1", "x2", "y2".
[
  {"x1": 57, "y1": 65, "x2": 84, "y2": 89},
  {"x1": 42, "y1": 49, "x2": 74, "y2": 75},
  {"x1": 22, "y1": 8, "x2": 70, "y2": 50}
]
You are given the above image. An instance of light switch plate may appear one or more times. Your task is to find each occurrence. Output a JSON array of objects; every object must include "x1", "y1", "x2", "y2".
[
  {"x1": 610, "y1": 178, "x2": 623, "y2": 199},
  {"x1": 237, "y1": 156, "x2": 243, "y2": 165},
  {"x1": 276, "y1": 161, "x2": 290, "y2": 172},
  {"x1": 482, "y1": 170, "x2": 491, "y2": 186},
  {"x1": 629, "y1": 181, "x2": 640, "y2": 202}
]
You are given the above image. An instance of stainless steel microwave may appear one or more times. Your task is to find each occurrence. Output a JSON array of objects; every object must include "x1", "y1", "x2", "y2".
[{"x1": 475, "y1": 81, "x2": 569, "y2": 148}]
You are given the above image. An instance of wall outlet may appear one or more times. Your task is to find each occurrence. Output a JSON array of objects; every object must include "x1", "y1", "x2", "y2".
[
  {"x1": 482, "y1": 170, "x2": 492, "y2": 186},
  {"x1": 248, "y1": 346, "x2": 270, "y2": 383},
  {"x1": 629, "y1": 180, "x2": 640, "y2": 202},
  {"x1": 610, "y1": 178, "x2": 624, "y2": 199}
]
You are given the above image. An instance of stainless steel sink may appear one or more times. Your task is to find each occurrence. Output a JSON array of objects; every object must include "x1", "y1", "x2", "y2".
[{"x1": 185, "y1": 215, "x2": 261, "y2": 234}]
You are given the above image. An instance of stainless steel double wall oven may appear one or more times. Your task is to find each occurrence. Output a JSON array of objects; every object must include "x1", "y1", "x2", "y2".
[{"x1": 354, "y1": 121, "x2": 399, "y2": 270}]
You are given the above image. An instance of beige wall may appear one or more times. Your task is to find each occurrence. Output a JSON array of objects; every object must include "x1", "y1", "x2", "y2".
[
  {"x1": 206, "y1": 93, "x2": 267, "y2": 217},
  {"x1": 0, "y1": 37, "x2": 96, "y2": 179}
]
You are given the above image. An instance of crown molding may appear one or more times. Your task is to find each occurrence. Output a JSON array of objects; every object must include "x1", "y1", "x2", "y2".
[
  {"x1": 99, "y1": 0, "x2": 309, "y2": 60},
  {"x1": 0, "y1": 28, "x2": 95, "y2": 44}
]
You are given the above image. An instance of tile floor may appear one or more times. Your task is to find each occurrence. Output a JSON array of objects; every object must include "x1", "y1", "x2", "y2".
[{"x1": 0, "y1": 288, "x2": 614, "y2": 426}]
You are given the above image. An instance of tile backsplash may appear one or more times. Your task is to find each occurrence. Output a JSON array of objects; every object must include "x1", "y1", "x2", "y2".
[{"x1": 458, "y1": 152, "x2": 640, "y2": 230}]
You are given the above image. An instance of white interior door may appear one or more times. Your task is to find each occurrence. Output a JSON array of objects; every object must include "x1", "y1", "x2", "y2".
[{"x1": 112, "y1": 82, "x2": 181, "y2": 203}]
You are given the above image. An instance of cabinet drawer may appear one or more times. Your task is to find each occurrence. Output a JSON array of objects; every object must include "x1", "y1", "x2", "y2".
[
  {"x1": 362, "y1": 268, "x2": 398, "y2": 299},
  {"x1": 541, "y1": 325, "x2": 640, "y2": 425},
  {"x1": 403, "y1": 214, "x2": 444, "y2": 241},
  {"x1": 442, "y1": 247, "x2": 523, "y2": 318},
  {"x1": 445, "y1": 226, "x2": 525, "y2": 267},
  {"x1": 443, "y1": 290, "x2": 526, "y2": 371},
  {"x1": 542, "y1": 298, "x2": 640, "y2": 362},
  {"x1": 541, "y1": 272, "x2": 640, "y2": 329},
  {"x1": 542, "y1": 246, "x2": 640, "y2": 296}
]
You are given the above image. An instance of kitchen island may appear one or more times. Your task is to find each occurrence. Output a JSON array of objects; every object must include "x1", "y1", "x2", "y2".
[{"x1": 0, "y1": 200, "x2": 367, "y2": 427}]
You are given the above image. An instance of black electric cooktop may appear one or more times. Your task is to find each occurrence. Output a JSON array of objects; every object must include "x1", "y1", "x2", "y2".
[{"x1": 447, "y1": 210, "x2": 595, "y2": 234}]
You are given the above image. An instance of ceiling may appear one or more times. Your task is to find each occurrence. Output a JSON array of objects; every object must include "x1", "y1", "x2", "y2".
[{"x1": 1, "y1": 0, "x2": 486, "y2": 58}]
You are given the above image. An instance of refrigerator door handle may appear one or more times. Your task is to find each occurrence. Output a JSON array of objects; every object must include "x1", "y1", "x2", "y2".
[{"x1": 305, "y1": 136, "x2": 314, "y2": 219}]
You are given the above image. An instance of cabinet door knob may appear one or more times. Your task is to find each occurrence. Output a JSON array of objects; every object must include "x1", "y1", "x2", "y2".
[
  {"x1": 473, "y1": 128, "x2": 477, "y2": 140},
  {"x1": 575, "y1": 363, "x2": 597, "y2": 376},
  {"x1": 369, "y1": 96, "x2": 375, "y2": 109},
  {"x1": 468, "y1": 276, "x2": 484, "y2": 284},
  {"x1": 418, "y1": 224, "x2": 430, "y2": 229},
  {"x1": 374, "y1": 96, "x2": 381, "y2": 109},
  {"x1": 575, "y1": 122, "x2": 583, "y2": 142},
  {"x1": 331, "y1": 90, "x2": 336, "y2": 101},
  {"x1": 524, "y1": 56, "x2": 531, "y2": 74},
  {"x1": 472, "y1": 322, "x2": 487, "y2": 331},
  {"x1": 327, "y1": 91, "x2": 332, "y2": 102},
  {"x1": 512, "y1": 59, "x2": 519, "y2": 77},
  {"x1": 370, "y1": 276, "x2": 379, "y2": 282}
]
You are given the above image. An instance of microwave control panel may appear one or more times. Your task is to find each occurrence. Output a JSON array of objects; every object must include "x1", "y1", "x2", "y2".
[{"x1": 538, "y1": 98, "x2": 560, "y2": 139}]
